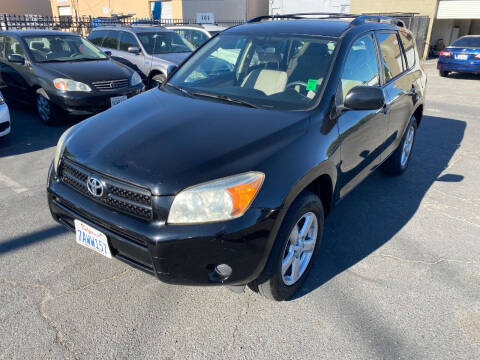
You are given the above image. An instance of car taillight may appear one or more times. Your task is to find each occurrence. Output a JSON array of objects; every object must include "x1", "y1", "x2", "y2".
[{"x1": 440, "y1": 50, "x2": 451, "y2": 57}]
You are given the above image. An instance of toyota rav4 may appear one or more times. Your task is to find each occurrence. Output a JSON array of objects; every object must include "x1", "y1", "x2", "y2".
[{"x1": 47, "y1": 14, "x2": 426, "y2": 301}]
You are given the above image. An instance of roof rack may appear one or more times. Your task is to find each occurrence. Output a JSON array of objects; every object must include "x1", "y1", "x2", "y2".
[{"x1": 247, "y1": 13, "x2": 405, "y2": 28}]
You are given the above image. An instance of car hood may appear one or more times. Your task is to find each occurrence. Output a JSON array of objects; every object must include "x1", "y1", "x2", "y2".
[
  {"x1": 64, "y1": 89, "x2": 309, "y2": 195},
  {"x1": 152, "y1": 52, "x2": 190, "y2": 65},
  {"x1": 38, "y1": 60, "x2": 132, "y2": 83}
]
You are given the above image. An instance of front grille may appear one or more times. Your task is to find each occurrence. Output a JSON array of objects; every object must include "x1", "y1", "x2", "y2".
[
  {"x1": 91, "y1": 79, "x2": 129, "y2": 91},
  {"x1": 60, "y1": 159, "x2": 153, "y2": 221},
  {"x1": 0, "y1": 121, "x2": 10, "y2": 132}
]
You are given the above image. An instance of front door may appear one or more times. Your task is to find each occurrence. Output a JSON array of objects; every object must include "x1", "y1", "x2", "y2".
[{"x1": 337, "y1": 33, "x2": 388, "y2": 197}]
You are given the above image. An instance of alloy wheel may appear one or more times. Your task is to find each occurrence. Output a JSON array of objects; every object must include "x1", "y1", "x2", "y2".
[
  {"x1": 281, "y1": 212, "x2": 318, "y2": 286},
  {"x1": 401, "y1": 125, "x2": 415, "y2": 167}
]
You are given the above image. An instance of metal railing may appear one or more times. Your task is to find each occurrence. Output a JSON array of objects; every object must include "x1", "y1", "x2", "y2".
[{"x1": 0, "y1": 14, "x2": 245, "y2": 36}]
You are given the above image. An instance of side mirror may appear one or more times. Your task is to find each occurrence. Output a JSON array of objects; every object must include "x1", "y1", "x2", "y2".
[
  {"x1": 344, "y1": 86, "x2": 385, "y2": 111},
  {"x1": 128, "y1": 46, "x2": 141, "y2": 54},
  {"x1": 104, "y1": 50, "x2": 112, "y2": 57},
  {"x1": 7, "y1": 54, "x2": 25, "y2": 65}
]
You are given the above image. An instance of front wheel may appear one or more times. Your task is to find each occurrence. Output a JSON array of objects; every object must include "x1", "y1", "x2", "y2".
[
  {"x1": 382, "y1": 117, "x2": 417, "y2": 176},
  {"x1": 251, "y1": 191, "x2": 324, "y2": 301},
  {"x1": 36, "y1": 92, "x2": 60, "y2": 125}
]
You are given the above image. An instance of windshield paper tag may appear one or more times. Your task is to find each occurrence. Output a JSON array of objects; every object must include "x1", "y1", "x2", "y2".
[{"x1": 306, "y1": 79, "x2": 318, "y2": 91}]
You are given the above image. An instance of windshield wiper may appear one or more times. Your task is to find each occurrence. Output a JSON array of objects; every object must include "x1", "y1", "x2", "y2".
[
  {"x1": 192, "y1": 91, "x2": 259, "y2": 109},
  {"x1": 165, "y1": 83, "x2": 193, "y2": 97}
]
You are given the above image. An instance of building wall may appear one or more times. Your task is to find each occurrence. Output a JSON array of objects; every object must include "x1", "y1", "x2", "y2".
[
  {"x1": 350, "y1": 0, "x2": 439, "y2": 58},
  {"x1": 2, "y1": 0, "x2": 53, "y2": 16},
  {"x1": 180, "y1": 0, "x2": 268, "y2": 21},
  {"x1": 270, "y1": 0, "x2": 350, "y2": 15}
]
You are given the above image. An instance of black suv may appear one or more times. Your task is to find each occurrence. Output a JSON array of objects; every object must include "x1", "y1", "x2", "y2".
[{"x1": 47, "y1": 14, "x2": 426, "y2": 301}]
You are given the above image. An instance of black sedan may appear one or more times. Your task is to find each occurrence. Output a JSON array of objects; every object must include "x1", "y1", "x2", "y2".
[{"x1": 0, "y1": 30, "x2": 145, "y2": 124}]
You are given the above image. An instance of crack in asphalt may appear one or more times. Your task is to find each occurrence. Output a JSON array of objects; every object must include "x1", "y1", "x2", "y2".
[
  {"x1": 374, "y1": 253, "x2": 479, "y2": 266},
  {"x1": 0, "y1": 269, "x2": 132, "y2": 359}
]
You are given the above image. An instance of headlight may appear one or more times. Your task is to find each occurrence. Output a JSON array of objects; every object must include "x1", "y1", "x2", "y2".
[
  {"x1": 168, "y1": 172, "x2": 265, "y2": 224},
  {"x1": 130, "y1": 72, "x2": 142, "y2": 86},
  {"x1": 53, "y1": 78, "x2": 91, "y2": 92},
  {"x1": 54, "y1": 126, "x2": 76, "y2": 173}
]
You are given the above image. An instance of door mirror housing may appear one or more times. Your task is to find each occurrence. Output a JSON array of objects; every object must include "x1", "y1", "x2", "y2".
[
  {"x1": 344, "y1": 86, "x2": 385, "y2": 111},
  {"x1": 128, "y1": 46, "x2": 141, "y2": 54},
  {"x1": 7, "y1": 54, "x2": 26, "y2": 65},
  {"x1": 104, "y1": 50, "x2": 112, "y2": 57}
]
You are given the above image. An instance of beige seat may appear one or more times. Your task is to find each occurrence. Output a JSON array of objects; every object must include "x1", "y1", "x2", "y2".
[{"x1": 241, "y1": 69, "x2": 288, "y2": 96}]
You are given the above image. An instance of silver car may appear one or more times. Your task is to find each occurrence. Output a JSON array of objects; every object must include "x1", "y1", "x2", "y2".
[
  {"x1": 88, "y1": 26, "x2": 195, "y2": 87},
  {"x1": 167, "y1": 24, "x2": 226, "y2": 48},
  {"x1": 0, "y1": 90, "x2": 11, "y2": 138}
]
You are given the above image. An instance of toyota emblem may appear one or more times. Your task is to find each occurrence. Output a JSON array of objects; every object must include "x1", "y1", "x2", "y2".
[{"x1": 87, "y1": 177, "x2": 104, "y2": 198}]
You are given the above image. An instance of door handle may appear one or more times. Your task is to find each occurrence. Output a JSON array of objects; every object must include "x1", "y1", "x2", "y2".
[{"x1": 382, "y1": 103, "x2": 389, "y2": 115}]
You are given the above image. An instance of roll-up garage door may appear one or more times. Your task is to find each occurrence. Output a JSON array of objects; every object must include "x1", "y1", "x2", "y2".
[{"x1": 437, "y1": 0, "x2": 480, "y2": 19}]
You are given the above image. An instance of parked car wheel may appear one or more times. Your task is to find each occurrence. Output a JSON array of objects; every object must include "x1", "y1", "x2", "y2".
[
  {"x1": 150, "y1": 73, "x2": 166, "y2": 88},
  {"x1": 251, "y1": 191, "x2": 324, "y2": 301},
  {"x1": 36, "y1": 91, "x2": 60, "y2": 125},
  {"x1": 439, "y1": 70, "x2": 450, "y2": 77},
  {"x1": 382, "y1": 117, "x2": 417, "y2": 176}
]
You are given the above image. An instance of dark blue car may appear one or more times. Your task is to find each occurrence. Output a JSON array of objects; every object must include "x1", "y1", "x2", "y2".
[{"x1": 437, "y1": 35, "x2": 480, "y2": 77}]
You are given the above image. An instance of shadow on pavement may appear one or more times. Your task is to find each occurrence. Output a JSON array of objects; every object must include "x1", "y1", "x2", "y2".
[
  {"x1": 294, "y1": 115, "x2": 466, "y2": 299},
  {"x1": 447, "y1": 72, "x2": 480, "y2": 81},
  {"x1": 0, "y1": 103, "x2": 79, "y2": 158},
  {"x1": 0, "y1": 225, "x2": 67, "y2": 256}
]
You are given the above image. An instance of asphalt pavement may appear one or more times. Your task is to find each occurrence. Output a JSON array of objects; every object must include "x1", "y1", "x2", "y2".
[{"x1": 0, "y1": 62, "x2": 479, "y2": 359}]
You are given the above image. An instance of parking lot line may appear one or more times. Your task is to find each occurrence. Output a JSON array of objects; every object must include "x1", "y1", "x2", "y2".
[{"x1": 0, "y1": 172, "x2": 28, "y2": 194}]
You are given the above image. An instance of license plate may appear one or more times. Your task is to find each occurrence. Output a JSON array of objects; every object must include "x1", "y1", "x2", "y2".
[
  {"x1": 74, "y1": 220, "x2": 112, "y2": 259},
  {"x1": 456, "y1": 54, "x2": 468, "y2": 60},
  {"x1": 110, "y1": 95, "x2": 127, "y2": 107}
]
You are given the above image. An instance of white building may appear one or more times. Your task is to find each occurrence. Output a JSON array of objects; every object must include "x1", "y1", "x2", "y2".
[{"x1": 270, "y1": 0, "x2": 350, "y2": 15}]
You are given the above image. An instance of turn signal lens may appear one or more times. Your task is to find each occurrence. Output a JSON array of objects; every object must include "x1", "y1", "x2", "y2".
[
  {"x1": 168, "y1": 172, "x2": 265, "y2": 224},
  {"x1": 439, "y1": 50, "x2": 451, "y2": 57}
]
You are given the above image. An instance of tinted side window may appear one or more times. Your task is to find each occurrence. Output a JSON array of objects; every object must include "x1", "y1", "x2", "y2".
[
  {"x1": 0, "y1": 36, "x2": 5, "y2": 58},
  {"x1": 119, "y1": 32, "x2": 139, "y2": 51},
  {"x1": 88, "y1": 30, "x2": 108, "y2": 46},
  {"x1": 340, "y1": 34, "x2": 380, "y2": 101},
  {"x1": 399, "y1": 31, "x2": 416, "y2": 69},
  {"x1": 376, "y1": 32, "x2": 405, "y2": 82},
  {"x1": 102, "y1": 30, "x2": 119, "y2": 49},
  {"x1": 190, "y1": 30, "x2": 209, "y2": 47},
  {"x1": 4, "y1": 36, "x2": 25, "y2": 57}
]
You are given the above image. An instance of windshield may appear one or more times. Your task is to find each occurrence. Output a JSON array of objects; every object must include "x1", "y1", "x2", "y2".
[
  {"x1": 137, "y1": 32, "x2": 195, "y2": 54},
  {"x1": 23, "y1": 35, "x2": 107, "y2": 63},
  {"x1": 168, "y1": 33, "x2": 338, "y2": 111},
  {"x1": 452, "y1": 37, "x2": 480, "y2": 48}
]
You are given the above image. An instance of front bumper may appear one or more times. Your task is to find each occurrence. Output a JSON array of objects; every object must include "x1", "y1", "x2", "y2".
[
  {"x1": 47, "y1": 84, "x2": 145, "y2": 115},
  {"x1": 437, "y1": 59, "x2": 480, "y2": 73},
  {"x1": 47, "y1": 165, "x2": 279, "y2": 286}
]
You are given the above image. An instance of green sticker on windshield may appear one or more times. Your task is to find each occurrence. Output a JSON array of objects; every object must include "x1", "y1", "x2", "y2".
[{"x1": 306, "y1": 79, "x2": 318, "y2": 92}]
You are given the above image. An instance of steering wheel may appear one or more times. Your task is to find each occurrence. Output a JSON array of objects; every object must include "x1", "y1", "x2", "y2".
[
  {"x1": 285, "y1": 81, "x2": 311, "y2": 99},
  {"x1": 286, "y1": 81, "x2": 308, "y2": 90}
]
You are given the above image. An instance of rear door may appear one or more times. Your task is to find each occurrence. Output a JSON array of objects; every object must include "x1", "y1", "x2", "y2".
[
  {"x1": 376, "y1": 31, "x2": 416, "y2": 157},
  {"x1": 337, "y1": 33, "x2": 388, "y2": 197}
]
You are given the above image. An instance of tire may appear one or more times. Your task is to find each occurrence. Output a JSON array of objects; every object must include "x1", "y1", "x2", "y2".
[
  {"x1": 382, "y1": 117, "x2": 417, "y2": 176},
  {"x1": 150, "y1": 73, "x2": 166, "y2": 88},
  {"x1": 36, "y1": 91, "x2": 60, "y2": 125},
  {"x1": 251, "y1": 191, "x2": 324, "y2": 301},
  {"x1": 439, "y1": 70, "x2": 450, "y2": 77}
]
